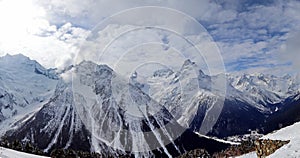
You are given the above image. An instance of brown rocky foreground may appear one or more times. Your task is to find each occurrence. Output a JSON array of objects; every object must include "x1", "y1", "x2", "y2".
[
  {"x1": 255, "y1": 139, "x2": 290, "y2": 157},
  {"x1": 177, "y1": 139, "x2": 290, "y2": 158}
]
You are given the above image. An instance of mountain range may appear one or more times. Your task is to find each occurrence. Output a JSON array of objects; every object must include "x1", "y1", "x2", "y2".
[{"x1": 0, "y1": 54, "x2": 299, "y2": 157}]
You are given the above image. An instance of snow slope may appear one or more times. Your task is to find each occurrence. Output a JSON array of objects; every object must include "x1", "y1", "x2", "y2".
[
  {"x1": 262, "y1": 121, "x2": 300, "y2": 158},
  {"x1": 238, "y1": 122, "x2": 300, "y2": 158},
  {"x1": 0, "y1": 54, "x2": 58, "y2": 135},
  {"x1": 0, "y1": 147, "x2": 49, "y2": 158}
]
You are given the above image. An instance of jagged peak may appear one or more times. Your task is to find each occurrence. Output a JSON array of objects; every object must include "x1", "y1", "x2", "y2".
[
  {"x1": 77, "y1": 60, "x2": 97, "y2": 67},
  {"x1": 180, "y1": 59, "x2": 209, "y2": 78},
  {"x1": 0, "y1": 53, "x2": 32, "y2": 63},
  {"x1": 0, "y1": 53, "x2": 47, "y2": 71},
  {"x1": 182, "y1": 59, "x2": 196, "y2": 68},
  {"x1": 179, "y1": 59, "x2": 199, "y2": 74},
  {"x1": 0, "y1": 53, "x2": 59, "y2": 80},
  {"x1": 77, "y1": 60, "x2": 113, "y2": 72},
  {"x1": 2, "y1": 53, "x2": 29, "y2": 59}
]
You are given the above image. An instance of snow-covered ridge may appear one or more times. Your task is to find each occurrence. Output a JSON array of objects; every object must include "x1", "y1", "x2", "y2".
[
  {"x1": 0, "y1": 54, "x2": 58, "y2": 135},
  {"x1": 0, "y1": 147, "x2": 49, "y2": 158},
  {"x1": 0, "y1": 54, "x2": 58, "y2": 80},
  {"x1": 135, "y1": 59, "x2": 300, "y2": 114},
  {"x1": 261, "y1": 122, "x2": 300, "y2": 158},
  {"x1": 238, "y1": 121, "x2": 300, "y2": 158},
  {"x1": 226, "y1": 73, "x2": 299, "y2": 106}
]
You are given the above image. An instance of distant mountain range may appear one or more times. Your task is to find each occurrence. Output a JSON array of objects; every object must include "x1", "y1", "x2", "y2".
[{"x1": 0, "y1": 54, "x2": 299, "y2": 157}]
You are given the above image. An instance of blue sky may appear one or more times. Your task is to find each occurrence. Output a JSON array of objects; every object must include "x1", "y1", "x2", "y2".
[{"x1": 0, "y1": 0, "x2": 299, "y2": 75}]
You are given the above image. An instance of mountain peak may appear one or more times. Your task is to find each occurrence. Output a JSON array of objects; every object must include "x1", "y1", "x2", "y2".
[
  {"x1": 3, "y1": 53, "x2": 28, "y2": 58},
  {"x1": 182, "y1": 59, "x2": 196, "y2": 67},
  {"x1": 77, "y1": 60, "x2": 113, "y2": 73},
  {"x1": 180, "y1": 59, "x2": 209, "y2": 78},
  {"x1": 179, "y1": 59, "x2": 198, "y2": 73},
  {"x1": 1, "y1": 53, "x2": 31, "y2": 62},
  {"x1": 0, "y1": 53, "x2": 59, "y2": 80}
]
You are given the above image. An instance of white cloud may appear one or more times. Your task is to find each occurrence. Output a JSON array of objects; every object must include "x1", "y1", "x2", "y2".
[
  {"x1": 1, "y1": 0, "x2": 300, "y2": 76},
  {"x1": 0, "y1": 21, "x2": 90, "y2": 69},
  {"x1": 35, "y1": 0, "x2": 237, "y2": 28},
  {"x1": 76, "y1": 21, "x2": 226, "y2": 76},
  {"x1": 202, "y1": 0, "x2": 300, "y2": 75},
  {"x1": 279, "y1": 32, "x2": 300, "y2": 72}
]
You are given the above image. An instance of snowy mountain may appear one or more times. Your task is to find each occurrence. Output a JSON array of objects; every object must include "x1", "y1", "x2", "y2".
[
  {"x1": 131, "y1": 59, "x2": 300, "y2": 137},
  {"x1": 140, "y1": 60, "x2": 300, "y2": 115},
  {"x1": 0, "y1": 54, "x2": 58, "y2": 135},
  {"x1": 227, "y1": 73, "x2": 299, "y2": 111},
  {"x1": 142, "y1": 59, "x2": 227, "y2": 135},
  {"x1": 4, "y1": 60, "x2": 230, "y2": 157},
  {"x1": 1, "y1": 54, "x2": 300, "y2": 157}
]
